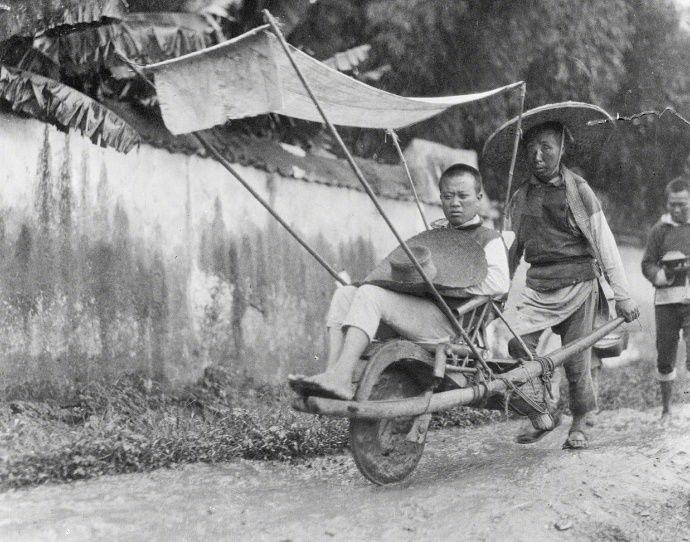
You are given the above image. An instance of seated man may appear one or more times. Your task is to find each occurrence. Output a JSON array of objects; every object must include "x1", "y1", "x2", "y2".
[{"x1": 289, "y1": 163, "x2": 510, "y2": 400}]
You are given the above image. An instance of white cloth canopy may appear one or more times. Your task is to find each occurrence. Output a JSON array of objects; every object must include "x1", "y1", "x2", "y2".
[{"x1": 144, "y1": 26, "x2": 522, "y2": 135}]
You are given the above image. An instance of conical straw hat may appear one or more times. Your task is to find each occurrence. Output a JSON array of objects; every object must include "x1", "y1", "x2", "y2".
[
  {"x1": 364, "y1": 228, "x2": 487, "y2": 297},
  {"x1": 480, "y1": 101, "x2": 614, "y2": 188}
]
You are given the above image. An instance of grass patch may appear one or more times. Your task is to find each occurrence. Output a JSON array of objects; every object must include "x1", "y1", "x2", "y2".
[
  {"x1": 0, "y1": 369, "x2": 347, "y2": 489},
  {"x1": 0, "y1": 367, "x2": 502, "y2": 490},
  {"x1": 2, "y1": 350, "x2": 686, "y2": 491}
]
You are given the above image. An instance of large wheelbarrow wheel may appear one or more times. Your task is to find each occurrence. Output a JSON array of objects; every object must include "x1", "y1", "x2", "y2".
[{"x1": 349, "y1": 340, "x2": 432, "y2": 485}]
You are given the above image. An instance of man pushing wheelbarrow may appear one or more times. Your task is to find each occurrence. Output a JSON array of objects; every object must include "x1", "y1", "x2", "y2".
[{"x1": 482, "y1": 102, "x2": 640, "y2": 450}]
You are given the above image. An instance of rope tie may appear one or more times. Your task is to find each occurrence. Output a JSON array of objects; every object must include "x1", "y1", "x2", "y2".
[
  {"x1": 499, "y1": 373, "x2": 550, "y2": 418},
  {"x1": 499, "y1": 377, "x2": 518, "y2": 420},
  {"x1": 535, "y1": 356, "x2": 556, "y2": 402}
]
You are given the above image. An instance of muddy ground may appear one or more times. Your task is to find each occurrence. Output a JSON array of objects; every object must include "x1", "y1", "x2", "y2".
[{"x1": 1, "y1": 404, "x2": 689, "y2": 541}]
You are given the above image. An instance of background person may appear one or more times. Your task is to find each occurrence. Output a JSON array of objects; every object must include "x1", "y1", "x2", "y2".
[{"x1": 641, "y1": 176, "x2": 690, "y2": 424}]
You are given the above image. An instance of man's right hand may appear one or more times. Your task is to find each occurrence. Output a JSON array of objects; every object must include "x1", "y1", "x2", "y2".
[{"x1": 616, "y1": 298, "x2": 640, "y2": 323}]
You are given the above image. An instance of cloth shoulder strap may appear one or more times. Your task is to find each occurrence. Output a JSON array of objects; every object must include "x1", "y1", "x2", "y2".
[
  {"x1": 563, "y1": 169, "x2": 602, "y2": 262},
  {"x1": 563, "y1": 168, "x2": 615, "y2": 307}
]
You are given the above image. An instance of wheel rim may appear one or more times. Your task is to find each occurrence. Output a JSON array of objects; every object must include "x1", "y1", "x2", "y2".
[{"x1": 349, "y1": 366, "x2": 426, "y2": 485}]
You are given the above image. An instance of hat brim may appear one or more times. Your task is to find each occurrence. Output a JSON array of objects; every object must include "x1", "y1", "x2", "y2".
[
  {"x1": 364, "y1": 228, "x2": 488, "y2": 296},
  {"x1": 480, "y1": 101, "x2": 614, "y2": 190}
]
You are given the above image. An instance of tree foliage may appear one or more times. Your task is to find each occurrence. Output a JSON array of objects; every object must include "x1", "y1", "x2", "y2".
[
  {"x1": 308, "y1": 0, "x2": 635, "y2": 150},
  {"x1": 290, "y1": 0, "x2": 690, "y2": 228},
  {"x1": 0, "y1": 65, "x2": 139, "y2": 152}
]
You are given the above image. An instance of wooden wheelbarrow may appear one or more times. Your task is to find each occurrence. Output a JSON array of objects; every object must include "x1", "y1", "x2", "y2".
[{"x1": 293, "y1": 308, "x2": 625, "y2": 485}]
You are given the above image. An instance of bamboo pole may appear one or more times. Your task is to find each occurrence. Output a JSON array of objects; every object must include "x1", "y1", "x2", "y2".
[
  {"x1": 501, "y1": 82, "x2": 526, "y2": 231},
  {"x1": 193, "y1": 134, "x2": 347, "y2": 285},
  {"x1": 386, "y1": 128, "x2": 430, "y2": 230}
]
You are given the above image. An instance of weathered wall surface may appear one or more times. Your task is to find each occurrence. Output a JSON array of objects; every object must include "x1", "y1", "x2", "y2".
[{"x1": 0, "y1": 113, "x2": 443, "y2": 396}]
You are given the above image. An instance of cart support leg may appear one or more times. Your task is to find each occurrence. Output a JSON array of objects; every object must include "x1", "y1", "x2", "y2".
[
  {"x1": 501, "y1": 83, "x2": 527, "y2": 231},
  {"x1": 406, "y1": 343, "x2": 447, "y2": 442}
]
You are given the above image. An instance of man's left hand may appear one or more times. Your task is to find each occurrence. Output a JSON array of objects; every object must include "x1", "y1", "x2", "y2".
[{"x1": 616, "y1": 298, "x2": 640, "y2": 322}]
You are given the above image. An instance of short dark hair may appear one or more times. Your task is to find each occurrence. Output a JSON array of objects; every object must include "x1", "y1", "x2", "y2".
[
  {"x1": 666, "y1": 176, "x2": 690, "y2": 196},
  {"x1": 439, "y1": 163, "x2": 482, "y2": 194}
]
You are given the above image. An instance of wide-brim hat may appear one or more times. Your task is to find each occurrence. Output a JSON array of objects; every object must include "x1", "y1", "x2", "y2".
[
  {"x1": 364, "y1": 228, "x2": 487, "y2": 297},
  {"x1": 389, "y1": 244, "x2": 438, "y2": 283},
  {"x1": 480, "y1": 102, "x2": 614, "y2": 189}
]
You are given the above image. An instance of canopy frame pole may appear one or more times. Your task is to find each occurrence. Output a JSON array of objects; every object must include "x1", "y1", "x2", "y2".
[
  {"x1": 114, "y1": 49, "x2": 347, "y2": 286},
  {"x1": 501, "y1": 82, "x2": 526, "y2": 231},
  {"x1": 192, "y1": 134, "x2": 347, "y2": 285},
  {"x1": 263, "y1": 10, "x2": 490, "y2": 364},
  {"x1": 386, "y1": 128, "x2": 430, "y2": 231}
]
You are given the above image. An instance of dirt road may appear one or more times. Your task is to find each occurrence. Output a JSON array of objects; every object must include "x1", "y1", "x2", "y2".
[{"x1": 1, "y1": 404, "x2": 689, "y2": 541}]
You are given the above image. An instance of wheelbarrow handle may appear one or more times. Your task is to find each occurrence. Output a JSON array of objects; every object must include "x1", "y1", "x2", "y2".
[
  {"x1": 546, "y1": 316, "x2": 625, "y2": 369},
  {"x1": 294, "y1": 317, "x2": 627, "y2": 419}
]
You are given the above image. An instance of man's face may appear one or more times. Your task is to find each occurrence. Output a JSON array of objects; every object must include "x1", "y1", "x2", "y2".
[
  {"x1": 440, "y1": 173, "x2": 482, "y2": 227},
  {"x1": 667, "y1": 190, "x2": 690, "y2": 223},
  {"x1": 525, "y1": 128, "x2": 562, "y2": 180}
]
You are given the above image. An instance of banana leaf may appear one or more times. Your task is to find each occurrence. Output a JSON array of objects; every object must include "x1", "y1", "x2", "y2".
[
  {"x1": 0, "y1": 0, "x2": 127, "y2": 42},
  {"x1": 0, "y1": 64, "x2": 139, "y2": 152},
  {"x1": 33, "y1": 12, "x2": 214, "y2": 75}
]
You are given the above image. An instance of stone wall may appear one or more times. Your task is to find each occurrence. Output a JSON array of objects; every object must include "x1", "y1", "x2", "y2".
[{"x1": 0, "y1": 114, "x2": 443, "y2": 395}]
